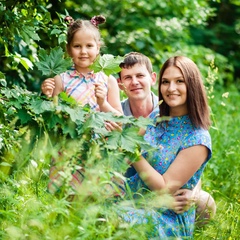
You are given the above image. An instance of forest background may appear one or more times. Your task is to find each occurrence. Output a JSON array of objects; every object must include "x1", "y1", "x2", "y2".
[{"x1": 0, "y1": 0, "x2": 240, "y2": 239}]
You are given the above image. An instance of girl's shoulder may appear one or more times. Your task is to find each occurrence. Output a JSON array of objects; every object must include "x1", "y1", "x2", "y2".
[
  {"x1": 98, "y1": 72, "x2": 115, "y2": 81},
  {"x1": 107, "y1": 74, "x2": 117, "y2": 84},
  {"x1": 98, "y1": 72, "x2": 118, "y2": 88},
  {"x1": 94, "y1": 71, "x2": 107, "y2": 82},
  {"x1": 59, "y1": 68, "x2": 76, "y2": 79}
]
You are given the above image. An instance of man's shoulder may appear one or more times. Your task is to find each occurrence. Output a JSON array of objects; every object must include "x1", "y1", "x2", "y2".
[
  {"x1": 152, "y1": 92, "x2": 158, "y2": 106},
  {"x1": 121, "y1": 98, "x2": 132, "y2": 116},
  {"x1": 121, "y1": 98, "x2": 128, "y2": 108}
]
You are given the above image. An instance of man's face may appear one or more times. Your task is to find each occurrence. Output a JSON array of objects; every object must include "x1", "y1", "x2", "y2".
[{"x1": 118, "y1": 63, "x2": 156, "y2": 101}]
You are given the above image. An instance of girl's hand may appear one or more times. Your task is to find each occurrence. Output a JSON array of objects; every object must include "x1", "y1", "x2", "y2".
[
  {"x1": 41, "y1": 78, "x2": 55, "y2": 97},
  {"x1": 94, "y1": 82, "x2": 108, "y2": 107}
]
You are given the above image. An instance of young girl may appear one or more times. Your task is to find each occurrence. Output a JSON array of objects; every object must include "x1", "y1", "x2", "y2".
[
  {"x1": 41, "y1": 15, "x2": 123, "y2": 195},
  {"x1": 41, "y1": 15, "x2": 122, "y2": 115}
]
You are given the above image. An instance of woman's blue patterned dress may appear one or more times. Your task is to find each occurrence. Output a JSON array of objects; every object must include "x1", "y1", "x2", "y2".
[{"x1": 119, "y1": 112, "x2": 212, "y2": 238}]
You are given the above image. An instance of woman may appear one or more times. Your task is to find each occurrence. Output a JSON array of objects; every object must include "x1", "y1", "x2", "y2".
[{"x1": 120, "y1": 56, "x2": 212, "y2": 238}]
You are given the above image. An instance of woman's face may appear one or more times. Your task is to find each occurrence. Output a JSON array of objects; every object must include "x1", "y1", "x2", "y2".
[{"x1": 160, "y1": 66, "x2": 188, "y2": 116}]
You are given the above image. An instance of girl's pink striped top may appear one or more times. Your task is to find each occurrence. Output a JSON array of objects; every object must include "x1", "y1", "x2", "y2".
[{"x1": 60, "y1": 67, "x2": 108, "y2": 111}]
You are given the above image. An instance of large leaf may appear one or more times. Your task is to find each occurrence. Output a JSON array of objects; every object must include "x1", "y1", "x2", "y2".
[
  {"x1": 104, "y1": 130, "x2": 121, "y2": 150},
  {"x1": 17, "y1": 109, "x2": 32, "y2": 125},
  {"x1": 120, "y1": 127, "x2": 146, "y2": 153},
  {"x1": 61, "y1": 105, "x2": 86, "y2": 123},
  {"x1": 89, "y1": 54, "x2": 124, "y2": 76},
  {"x1": 22, "y1": 26, "x2": 40, "y2": 42},
  {"x1": 35, "y1": 46, "x2": 72, "y2": 77},
  {"x1": 13, "y1": 53, "x2": 33, "y2": 71},
  {"x1": 30, "y1": 99, "x2": 55, "y2": 114}
]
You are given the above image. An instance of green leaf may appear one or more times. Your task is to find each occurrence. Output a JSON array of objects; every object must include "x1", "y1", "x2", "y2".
[
  {"x1": 0, "y1": 72, "x2": 5, "y2": 80},
  {"x1": 50, "y1": 29, "x2": 62, "y2": 35},
  {"x1": 105, "y1": 130, "x2": 121, "y2": 150},
  {"x1": 89, "y1": 54, "x2": 124, "y2": 76},
  {"x1": 0, "y1": 73, "x2": 6, "y2": 87},
  {"x1": 30, "y1": 99, "x2": 55, "y2": 114},
  {"x1": 22, "y1": 26, "x2": 40, "y2": 41},
  {"x1": 58, "y1": 33, "x2": 67, "y2": 45},
  {"x1": 13, "y1": 53, "x2": 33, "y2": 71},
  {"x1": 45, "y1": 114, "x2": 64, "y2": 129},
  {"x1": 20, "y1": 57, "x2": 34, "y2": 71},
  {"x1": 17, "y1": 109, "x2": 32, "y2": 125},
  {"x1": 62, "y1": 118, "x2": 77, "y2": 138},
  {"x1": 107, "y1": 151, "x2": 126, "y2": 172},
  {"x1": 62, "y1": 106, "x2": 86, "y2": 123},
  {"x1": 130, "y1": 116, "x2": 154, "y2": 129},
  {"x1": 58, "y1": 92, "x2": 77, "y2": 106},
  {"x1": 0, "y1": 162, "x2": 12, "y2": 167},
  {"x1": 105, "y1": 125, "x2": 152, "y2": 153},
  {"x1": 35, "y1": 46, "x2": 72, "y2": 77},
  {"x1": 120, "y1": 127, "x2": 144, "y2": 153},
  {"x1": 81, "y1": 112, "x2": 107, "y2": 132}
]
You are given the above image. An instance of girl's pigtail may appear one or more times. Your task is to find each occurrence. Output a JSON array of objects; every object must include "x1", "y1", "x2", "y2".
[
  {"x1": 64, "y1": 16, "x2": 74, "y2": 27},
  {"x1": 90, "y1": 15, "x2": 106, "y2": 28}
]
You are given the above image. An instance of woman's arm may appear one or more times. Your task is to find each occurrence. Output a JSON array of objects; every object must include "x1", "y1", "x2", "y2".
[{"x1": 132, "y1": 145, "x2": 208, "y2": 194}]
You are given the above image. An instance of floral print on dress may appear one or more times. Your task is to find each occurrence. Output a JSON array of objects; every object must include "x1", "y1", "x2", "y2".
[{"x1": 119, "y1": 111, "x2": 212, "y2": 238}]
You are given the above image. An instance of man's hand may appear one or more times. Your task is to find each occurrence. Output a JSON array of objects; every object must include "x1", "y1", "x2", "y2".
[
  {"x1": 41, "y1": 78, "x2": 55, "y2": 97},
  {"x1": 172, "y1": 189, "x2": 196, "y2": 214},
  {"x1": 105, "y1": 121, "x2": 122, "y2": 132}
]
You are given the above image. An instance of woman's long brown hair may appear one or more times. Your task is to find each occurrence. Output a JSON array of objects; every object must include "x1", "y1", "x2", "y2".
[{"x1": 158, "y1": 56, "x2": 211, "y2": 130}]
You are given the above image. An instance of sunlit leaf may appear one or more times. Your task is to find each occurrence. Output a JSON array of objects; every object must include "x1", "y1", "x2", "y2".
[
  {"x1": 35, "y1": 46, "x2": 72, "y2": 77},
  {"x1": 13, "y1": 53, "x2": 33, "y2": 71},
  {"x1": 30, "y1": 99, "x2": 55, "y2": 114},
  {"x1": 89, "y1": 54, "x2": 124, "y2": 76}
]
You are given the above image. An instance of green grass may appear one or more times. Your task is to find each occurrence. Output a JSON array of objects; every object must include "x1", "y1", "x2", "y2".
[
  {"x1": 194, "y1": 84, "x2": 240, "y2": 239},
  {"x1": 0, "y1": 85, "x2": 239, "y2": 239}
]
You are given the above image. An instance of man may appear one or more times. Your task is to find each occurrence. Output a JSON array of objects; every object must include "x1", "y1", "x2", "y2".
[
  {"x1": 118, "y1": 52, "x2": 157, "y2": 177},
  {"x1": 118, "y1": 53, "x2": 158, "y2": 119},
  {"x1": 117, "y1": 52, "x2": 216, "y2": 223}
]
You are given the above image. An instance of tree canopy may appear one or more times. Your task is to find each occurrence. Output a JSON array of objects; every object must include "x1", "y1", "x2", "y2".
[{"x1": 0, "y1": 0, "x2": 239, "y2": 91}]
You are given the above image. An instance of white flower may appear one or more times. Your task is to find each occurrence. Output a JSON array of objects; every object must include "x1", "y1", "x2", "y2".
[{"x1": 222, "y1": 92, "x2": 229, "y2": 98}]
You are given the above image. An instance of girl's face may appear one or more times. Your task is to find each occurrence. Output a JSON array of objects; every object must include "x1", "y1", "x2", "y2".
[
  {"x1": 160, "y1": 66, "x2": 188, "y2": 116},
  {"x1": 68, "y1": 29, "x2": 100, "y2": 73}
]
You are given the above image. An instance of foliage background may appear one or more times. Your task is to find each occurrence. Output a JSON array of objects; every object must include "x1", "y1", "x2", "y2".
[
  {"x1": 1, "y1": 0, "x2": 240, "y2": 91},
  {"x1": 0, "y1": 0, "x2": 240, "y2": 239}
]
